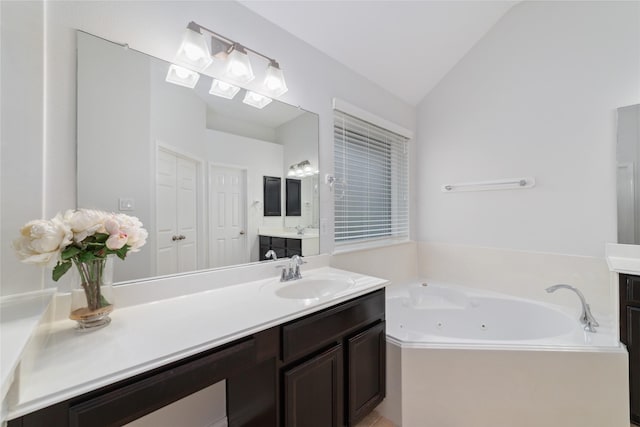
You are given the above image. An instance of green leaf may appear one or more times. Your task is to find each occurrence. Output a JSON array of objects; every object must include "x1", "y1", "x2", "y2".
[
  {"x1": 61, "y1": 246, "x2": 81, "y2": 260},
  {"x1": 99, "y1": 295, "x2": 111, "y2": 308},
  {"x1": 52, "y1": 261, "x2": 72, "y2": 282},
  {"x1": 116, "y1": 246, "x2": 128, "y2": 260},
  {"x1": 94, "y1": 233, "x2": 109, "y2": 243},
  {"x1": 78, "y1": 251, "x2": 97, "y2": 262}
]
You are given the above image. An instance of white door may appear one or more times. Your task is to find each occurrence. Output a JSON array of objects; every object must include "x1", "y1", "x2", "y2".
[
  {"x1": 156, "y1": 148, "x2": 199, "y2": 276},
  {"x1": 209, "y1": 165, "x2": 247, "y2": 268}
]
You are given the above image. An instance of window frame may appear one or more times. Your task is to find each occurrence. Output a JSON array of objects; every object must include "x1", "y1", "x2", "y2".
[{"x1": 333, "y1": 102, "x2": 411, "y2": 251}]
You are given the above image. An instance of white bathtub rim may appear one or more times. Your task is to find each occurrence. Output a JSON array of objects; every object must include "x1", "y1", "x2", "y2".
[
  {"x1": 385, "y1": 334, "x2": 625, "y2": 353},
  {"x1": 386, "y1": 279, "x2": 621, "y2": 351}
]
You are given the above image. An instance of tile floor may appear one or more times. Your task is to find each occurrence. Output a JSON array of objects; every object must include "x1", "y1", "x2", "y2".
[
  {"x1": 354, "y1": 411, "x2": 396, "y2": 427},
  {"x1": 355, "y1": 414, "x2": 638, "y2": 427}
]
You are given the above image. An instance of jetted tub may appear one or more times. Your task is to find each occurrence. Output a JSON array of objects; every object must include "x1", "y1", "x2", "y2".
[
  {"x1": 386, "y1": 281, "x2": 618, "y2": 347},
  {"x1": 379, "y1": 281, "x2": 629, "y2": 427}
]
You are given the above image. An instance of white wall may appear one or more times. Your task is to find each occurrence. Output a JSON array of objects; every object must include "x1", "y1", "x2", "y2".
[
  {"x1": 0, "y1": 0, "x2": 415, "y2": 296},
  {"x1": 277, "y1": 113, "x2": 319, "y2": 228},
  {"x1": 1, "y1": 2, "x2": 45, "y2": 295},
  {"x1": 416, "y1": 1, "x2": 640, "y2": 257}
]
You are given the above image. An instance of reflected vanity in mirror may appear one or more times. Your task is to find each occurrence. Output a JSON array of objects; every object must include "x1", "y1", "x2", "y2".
[
  {"x1": 77, "y1": 31, "x2": 319, "y2": 283},
  {"x1": 617, "y1": 104, "x2": 640, "y2": 245}
]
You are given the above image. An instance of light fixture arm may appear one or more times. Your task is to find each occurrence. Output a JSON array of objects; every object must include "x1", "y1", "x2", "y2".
[{"x1": 189, "y1": 21, "x2": 277, "y2": 65}]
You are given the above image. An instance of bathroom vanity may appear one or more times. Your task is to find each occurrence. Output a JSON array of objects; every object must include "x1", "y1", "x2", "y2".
[
  {"x1": 5, "y1": 268, "x2": 386, "y2": 427},
  {"x1": 259, "y1": 230, "x2": 320, "y2": 260}
]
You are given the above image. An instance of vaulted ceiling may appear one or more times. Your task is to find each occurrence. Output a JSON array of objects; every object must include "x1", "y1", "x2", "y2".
[{"x1": 241, "y1": 1, "x2": 517, "y2": 106}]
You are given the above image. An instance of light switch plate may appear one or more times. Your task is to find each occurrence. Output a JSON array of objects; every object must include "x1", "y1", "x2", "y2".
[{"x1": 118, "y1": 198, "x2": 135, "y2": 211}]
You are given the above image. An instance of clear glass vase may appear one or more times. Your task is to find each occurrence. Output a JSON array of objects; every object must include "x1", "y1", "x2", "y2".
[{"x1": 69, "y1": 256, "x2": 115, "y2": 331}]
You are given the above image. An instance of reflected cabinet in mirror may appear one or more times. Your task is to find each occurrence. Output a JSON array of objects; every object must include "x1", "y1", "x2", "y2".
[
  {"x1": 617, "y1": 104, "x2": 640, "y2": 245},
  {"x1": 77, "y1": 32, "x2": 319, "y2": 283}
]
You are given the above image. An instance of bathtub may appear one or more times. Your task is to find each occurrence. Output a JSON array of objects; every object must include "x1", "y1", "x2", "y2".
[{"x1": 379, "y1": 280, "x2": 629, "y2": 427}]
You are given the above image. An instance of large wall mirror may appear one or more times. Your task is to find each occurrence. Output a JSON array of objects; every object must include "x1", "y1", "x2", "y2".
[
  {"x1": 617, "y1": 104, "x2": 640, "y2": 244},
  {"x1": 77, "y1": 32, "x2": 319, "y2": 283}
]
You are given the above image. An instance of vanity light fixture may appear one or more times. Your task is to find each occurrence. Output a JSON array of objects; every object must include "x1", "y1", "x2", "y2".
[
  {"x1": 263, "y1": 60, "x2": 288, "y2": 97},
  {"x1": 243, "y1": 91, "x2": 272, "y2": 109},
  {"x1": 170, "y1": 21, "x2": 288, "y2": 97},
  {"x1": 165, "y1": 64, "x2": 200, "y2": 88},
  {"x1": 288, "y1": 160, "x2": 318, "y2": 177},
  {"x1": 175, "y1": 22, "x2": 213, "y2": 71},
  {"x1": 224, "y1": 45, "x2": 255, "y2": 85},
  {"x1": 209, "y1": 78, "x2": 241, "y2": 99}
]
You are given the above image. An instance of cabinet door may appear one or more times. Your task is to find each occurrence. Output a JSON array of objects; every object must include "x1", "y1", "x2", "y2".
[
  {"x1": 263, "y1": 176, "x2": 282, "y2": 216},
  {"x1": 284, "y1": 345, "x2": 344, "y2": 427},
  {"x1": 629, "y1": 307, "x2": 640, "y2": 422},
  {"x1": 347, "y1": 322, "x2": 386, "y2": 426}
]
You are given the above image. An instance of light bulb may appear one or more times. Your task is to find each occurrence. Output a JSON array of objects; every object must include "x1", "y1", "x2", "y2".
[
  {"x1": 209, "y1": 79, "x2": 240, "y2": 99},
  {"x1": 184, "y1": 44, "x2": 205, "y2": 61},
  {"x1": 262, "y1": 63, "x2": 288, "y2": 97},
  {"x1": 175, "y1": 26, "x2": 212, "y2": 71},
  {"x1": 242, "y1": 91, "x2": 272, "y2": 109},
  {"x1": 166, "y1": 64, "x2": 200, "y2": 88},
  {"x1": 224, "y1": 48, "x2": 255, "y2": 85}
]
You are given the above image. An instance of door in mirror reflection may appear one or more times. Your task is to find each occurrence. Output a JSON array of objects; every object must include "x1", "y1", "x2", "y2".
[
  {"x1": 156, "y1": 147, "x2": 199, "y2": 276},
  {"x1": 210, "y1": 165, "x2": 247, "y2": 268}
]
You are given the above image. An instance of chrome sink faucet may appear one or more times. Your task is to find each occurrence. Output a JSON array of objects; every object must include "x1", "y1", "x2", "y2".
[
  {"x1": 277, "y1": 255, "x2": 306, "y2": 282},
  {"x1": 265, "y1": 250, "x2": 277, "y2": 261},
  {"x1": 545, "y1": 284, "x2": 599, "y2": 332}
]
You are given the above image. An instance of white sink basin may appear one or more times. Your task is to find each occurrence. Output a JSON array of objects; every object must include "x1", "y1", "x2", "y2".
[{"x1": 276, "y1": 277, "x2": 355, "y2": 300}]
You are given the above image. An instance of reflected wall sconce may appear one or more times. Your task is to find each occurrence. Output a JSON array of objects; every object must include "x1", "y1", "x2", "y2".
[
  {"x1": 167, "y1": 21, "x2": 288, "y2": 106},
  {"x1": 288, "y1": 160, "x2": 318, "y2": 177}
]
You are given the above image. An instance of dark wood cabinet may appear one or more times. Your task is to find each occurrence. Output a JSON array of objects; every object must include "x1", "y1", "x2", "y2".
[
  {"x1": 8, "y1": 290, "x2": 385, "y2": 427},
  {"x1": 285, "y1": 178, "x2": 302, "y2": 216},
  {"x1": 283, "y1": 345, "x2": 344, "y2": 427},
  {"x1": 347, "y1": 321, "x2": 386, "y2": 425},
  {"x1": 259, "y1": 236, "x2": 302, "y2": 260},
  {"x1": 620, "y1": 274, "x2": 640, "y2": 423},
  {"x1": 280, "y1": 289, "x2": 386, "y2": 427},
  {"x1": 263, "y1": 176, "x2": 281, "y2": 217}
]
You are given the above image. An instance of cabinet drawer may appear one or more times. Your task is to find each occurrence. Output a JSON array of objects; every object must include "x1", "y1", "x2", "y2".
[
  {"x1": 286, "y1": 238, "x2": 301, "y2": 251},
  {"x1": 271, "y1": 237, "x2": 286, "y2": 249},
  {"x1": 281, "y1": 289, "x2": 385, "y2": 363},
  {"x1": 68, "y1": 339, "x2": 256, "y2": 427}
]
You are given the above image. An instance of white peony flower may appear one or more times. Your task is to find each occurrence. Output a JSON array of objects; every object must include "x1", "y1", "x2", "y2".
[
  {"x1": 114, "y1": 214, "x2": 148, "y2": 252},
  {"x1": 68, "y1": 209, "x2": 107, "y2": 242},
  {"x1": 12, "y1": 213, "x2": 73, "y2": 266},
  {"x1": 106, "y1": 232, "x2": 128, "y2": 250}
]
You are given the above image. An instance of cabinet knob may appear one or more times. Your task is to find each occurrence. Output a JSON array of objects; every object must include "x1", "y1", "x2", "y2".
[
  {"x1": 239, "y1": 230, "x2": 246, "y2": 235},
  {"x1": 172, "y1": 235, "x2": 179, "y2": 241}
]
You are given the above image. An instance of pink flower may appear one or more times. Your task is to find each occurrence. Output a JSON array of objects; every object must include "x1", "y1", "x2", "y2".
[{"x1": 106, "y1": 232, "x2": 128, "y2": 250}]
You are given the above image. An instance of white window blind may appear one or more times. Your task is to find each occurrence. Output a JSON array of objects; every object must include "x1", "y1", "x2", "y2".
[{"x1": 334, "y1": 110, "x2": 409, "y2": 245}]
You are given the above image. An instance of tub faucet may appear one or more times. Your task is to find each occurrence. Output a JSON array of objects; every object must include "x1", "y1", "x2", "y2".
[
  {"x1": 545, "y1": 284, "x2": 599, "y2": 332},
  {"x1": 265, "y1": 250, "x2": 277, "y2": 261}
]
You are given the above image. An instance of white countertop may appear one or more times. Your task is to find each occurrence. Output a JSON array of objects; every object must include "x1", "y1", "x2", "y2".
[
  {"x1": 7, "y1": 267, "x2": 387, "y2": 419},
  {"x1": 259, "y1": 228, "x2": 319, "y2": 240},
  {"x1": 1, "y1": 289, "x2": 56, "y2": 407},
  {"x1": 606, "y1": 243, "x2": 640, "y2": 275}
]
